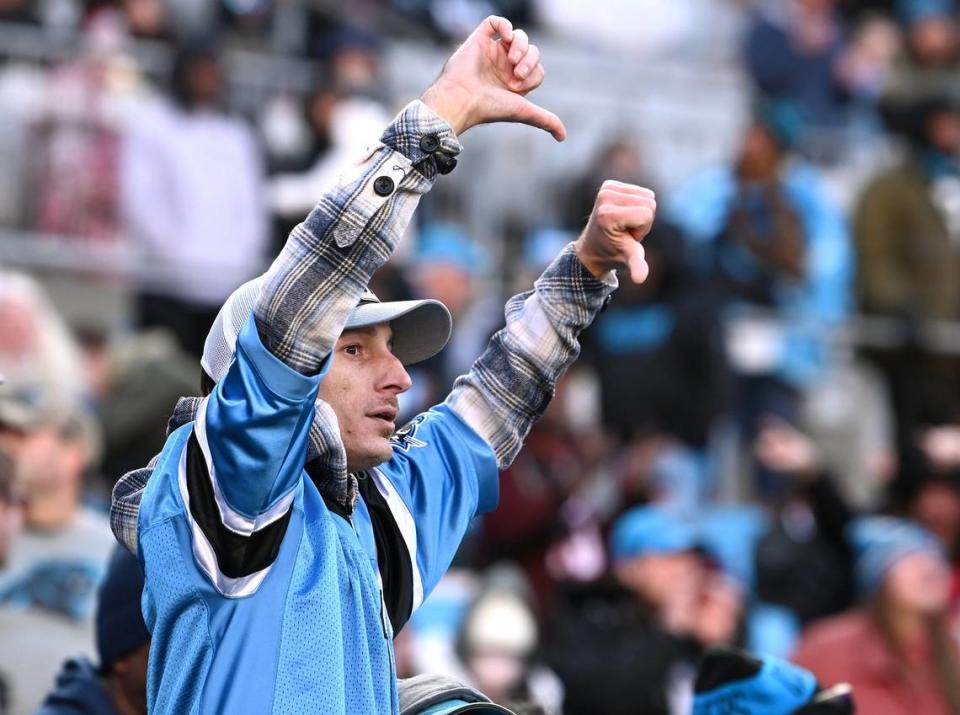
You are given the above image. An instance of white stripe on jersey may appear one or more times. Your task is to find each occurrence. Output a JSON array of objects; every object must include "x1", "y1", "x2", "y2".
[
  {"x1": 370, "y1": 468, "x2": 425, "y2": 612},
  {"x1": 194, "y1": 397, "x2": 297, "y2": 536},
  {"x1": 176, "y1": 444, "x2": 274, "y2": 598}
]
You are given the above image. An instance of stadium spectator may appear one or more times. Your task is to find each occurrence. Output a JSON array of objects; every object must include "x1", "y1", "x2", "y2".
[
  {"x1": 268, "y1": 88, "x2": 391, "y2": 253},
  {"x1": 406, "y1": 223, "x2": 498, "y2": 410},
  {"x1": 793, "y1": 516, "x2": 960, "y2": 714},
  {"x1": 744, "y1": 0, "x2": 852, "y2": 137},
  {"x1": 668, "y1": 110, "x2": 851, "y2": 495},
  {"x1": 752, "y1": 420, "x2": 855, "y2": 627},
  {"x1": 87, "y1": 327, "x2": 199, "y2": 484},
  {"x1": 0, "y1": 275, "x2": 113, "y2": 715},
  {"x1": 35, "y1": 546, "x2": 149, "y2": 715},
  {"x1": 855, "y1": 95, "x2": 960, "y2": 444},
  {"x1": 0, "y1": 0, "x2": 37, "y2": 25},
  {"x1": 118, "y1": 0, "x2": 172, "y2": 42},
  {"x1": 544, "y1": 506, "x2": 743, "y2": 715},
  {"x1": 583, "y1": 220, "x2": 729, "y2": 450},
  {"x1": 30, "y1": 9, "x2": 145, "y2": 244},
  {"x1": 562, "y1": 139, "x2": 650, "y2": 234},
  {"x1": 453, "y1": 567, "x2": 562, "y2": 714},
  {"x1": 885, "y1": 0, "x2": 960, "y2": 104},
  {"x1": 120, "y1": 40, "x2": 267, "y2": 356},
  {"x1": 475, "y1": 372, "x2": 609, "y2": 610},
  {"x1": 110, "y1": 17, "x2": 639, "y2": 714},
  {"x1": 884, "y1": 429, "x2": 960, "y2": 614}
]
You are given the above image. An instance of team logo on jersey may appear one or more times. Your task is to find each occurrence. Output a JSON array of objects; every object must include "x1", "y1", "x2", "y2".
[{"x1": 391, "y1": 414, "x2": 428, "y2": 452}]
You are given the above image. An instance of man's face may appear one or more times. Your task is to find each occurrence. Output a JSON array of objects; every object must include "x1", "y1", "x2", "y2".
[
  {"x1": 319, "y1": 324, "x2": 412, "y2": 473},
  {"x1": 0, "y1": 423, "x2": 86, "y2": 503}
]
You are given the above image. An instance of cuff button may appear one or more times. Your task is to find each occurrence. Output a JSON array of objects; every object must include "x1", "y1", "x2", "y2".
[
  {"x1": 419, "y1": 134, "x2": 441, "y2": 153},
  {"x1": 435, "y1": 154, "x2": 458, "y2": 175},
  {"x1": 373, "y1": 176, "x2": 395, "y2": 197}
]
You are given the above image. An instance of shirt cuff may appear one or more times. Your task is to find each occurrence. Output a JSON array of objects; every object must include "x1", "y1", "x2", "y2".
[
  {"x1": 236, "y1": 312, "x2": 330, "y2": 400},
  {"x1": 379, "y1": 100, "x2": 462, "y2": 179},
  {"x1": 538, "y1": 242, "x2": 619, "y2": 312}
]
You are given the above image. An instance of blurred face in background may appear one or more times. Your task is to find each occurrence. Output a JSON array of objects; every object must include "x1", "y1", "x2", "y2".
[
  {"x1": 927, "y1": 108, "x2": 960, "y2": 155},
  {"x1": 695, "y1": 572, "x2": 744, "y2": 646},
  {"x1": 910, "y1": 481, "x2": 960, "y2": 553},
  {"x1": 413, "y1": 263, "x2": 474, "y2": 318},
  {"x1": 909, "y1": 17, "x2": 958, "y2": 67},
  {"x1": 884, "y1": 552, "x2": 951, "y2": 616},
  {"x1": 186, "y1": 57, "x2": 223, "y2": 108},
  {"x1": 0, "y1": 422, "x2": 88, "y2": 508},
  {"x1": 737, "y1": 124, "x2": 783, "y2": 183},
  {"x1": 330, "y1": 48, "x2": 379, "y2": 93},
  {"x1": 121, "y1": 0, "x2": 167, "y2": 39},
  {"x1": 461, "y1": 593, "x2": 537, "y2": 703},
  {"x1": 617, "y1": 550, "x2": 702, "y2": 612}
]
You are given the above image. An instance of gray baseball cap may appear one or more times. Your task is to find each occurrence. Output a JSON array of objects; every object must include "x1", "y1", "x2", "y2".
[
  {"x1": 345, "y1": 291, "x2": 452, "y2": 366},
  {"x1": 202, "y1": 279, "x2": 452, "y2": 382}
]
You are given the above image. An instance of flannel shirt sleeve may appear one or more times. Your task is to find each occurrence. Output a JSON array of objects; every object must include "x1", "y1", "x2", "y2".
[
  {"x1": 445, "y1": 242, "x2": 618, "y2": 468},
  {"x1": 254, "y1": 100, "x2": 461, "y2": 374},
  {"x1": 111, "y1": 463, "x2": 155, "y2": 554}
]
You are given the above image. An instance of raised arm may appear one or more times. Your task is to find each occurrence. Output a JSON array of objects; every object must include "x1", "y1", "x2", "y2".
[
  {"x1": 364, "y1": 182, "x2": 657, "y2": 624},
  {"x1": 114, "y1": 17, "x2": 564, "y2": 560},
  {"x1": 254, "y1": 15, "x2": 565, "y2": 377},
  {"x1": 447, "y1": 180, "x2": 656, "y2": 466}
]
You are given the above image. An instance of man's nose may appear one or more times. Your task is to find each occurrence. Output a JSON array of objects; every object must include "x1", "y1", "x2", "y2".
[{"x1": 382, "y1": 353, "x2": 413, "y2": 394}]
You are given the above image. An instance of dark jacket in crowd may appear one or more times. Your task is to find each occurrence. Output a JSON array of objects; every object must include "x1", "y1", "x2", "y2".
[
  {"x1": 856, "y1": 157, "x2": 960, "y2": 322},
  {"x1": 543, "y1": 581, "x2": 698, "y2": 715},
  {"x1": 34, "y1": 658, "x2": 118, "y2": 715},
  {"x1": 755, "y1": 473, "x2": 855, "y2": 624}
]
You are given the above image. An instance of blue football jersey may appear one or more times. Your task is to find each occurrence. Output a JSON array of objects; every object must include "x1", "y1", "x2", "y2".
[{"x1": 137, "y1": 314, "x2": 499, "y2": 714}]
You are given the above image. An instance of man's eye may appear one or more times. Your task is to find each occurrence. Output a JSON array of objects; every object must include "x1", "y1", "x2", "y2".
[{"x1": 344, "y1": 345, "x2": 361, "y2": 356}]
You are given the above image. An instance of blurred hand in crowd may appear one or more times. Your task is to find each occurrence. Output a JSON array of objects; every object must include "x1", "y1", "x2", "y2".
[
  {"x1": 921, "y1": 425, "x2": 960, "y2": 471},
  {"x1": 754, "y1": 418, "x2": 822, "y2": 481},
  {"x1": 421, "y1": 15, "x2": 566, "y2": 140}
]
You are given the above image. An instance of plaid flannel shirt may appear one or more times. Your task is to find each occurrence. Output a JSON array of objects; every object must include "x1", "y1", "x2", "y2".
[
  {"x1": 111, "y1": 100, "x2": 618, "y2": 554},
  {"x1": 254, "y1": 100, "x2": 461, "y2": 374},
  {"x1": 446, "y1": 242, "x2": 616, "y2": 467}
]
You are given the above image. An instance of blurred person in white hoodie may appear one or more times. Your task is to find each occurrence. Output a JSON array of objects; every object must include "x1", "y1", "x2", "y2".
[{"x1": 120, "y1": 40, "x2": 267, "y2": 356}]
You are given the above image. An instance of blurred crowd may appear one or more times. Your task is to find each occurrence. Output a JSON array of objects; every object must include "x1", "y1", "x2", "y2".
[{"x1": 3, "y1": 0, "x2": 960, "y2": 713}]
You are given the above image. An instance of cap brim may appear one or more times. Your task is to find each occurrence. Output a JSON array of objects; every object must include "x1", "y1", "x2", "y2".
[
  {"x1": 344, "y1": 299, "x2": 452, "y2": 366},
  {"x1": 0, "y1": 383, "x2": 53, "y2": 432}
]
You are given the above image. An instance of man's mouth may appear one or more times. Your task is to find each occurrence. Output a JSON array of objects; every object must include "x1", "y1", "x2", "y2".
[{"x1": 367, "y1": 407, "x2": 398, "y2": 430}]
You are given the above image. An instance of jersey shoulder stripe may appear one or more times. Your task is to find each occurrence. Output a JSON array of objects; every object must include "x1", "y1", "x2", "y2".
[{"x1": 181, "y1": 431, "x2": 294, "y2": 594}]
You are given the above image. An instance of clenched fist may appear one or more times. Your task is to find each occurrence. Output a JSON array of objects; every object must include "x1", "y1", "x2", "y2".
[
  {"x1": 421, "y1": 16, "x2": 565, "y2": 141},
  {"x1": 574, "y1": 180, "x2": 656, "y2": 283}
]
